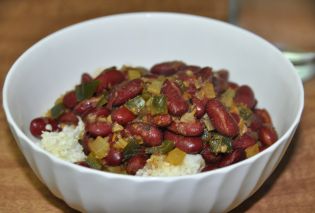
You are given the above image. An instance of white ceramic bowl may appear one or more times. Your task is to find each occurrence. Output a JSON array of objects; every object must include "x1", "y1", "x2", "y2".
[{"x1": 3, "y1": 12, "x2": 303, "y2": 213}]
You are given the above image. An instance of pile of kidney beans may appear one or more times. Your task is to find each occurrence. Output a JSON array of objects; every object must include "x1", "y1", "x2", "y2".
[{"x1": 30, "y1": 61, "x2": 278, "y2": 175}]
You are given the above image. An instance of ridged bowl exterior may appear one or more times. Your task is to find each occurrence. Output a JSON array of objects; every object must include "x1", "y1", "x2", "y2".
[{"x1": 3, "y1": 13, "x2": 303, "y2": 213}]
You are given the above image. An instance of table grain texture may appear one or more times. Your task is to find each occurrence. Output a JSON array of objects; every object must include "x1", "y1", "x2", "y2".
[{"x1": 1, "y1": 1, "x2": 314, "y2": 212}]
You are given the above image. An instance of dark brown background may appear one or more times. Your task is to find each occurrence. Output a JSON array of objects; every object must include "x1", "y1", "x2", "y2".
[{"x1": 1, "y1": 0, "x2": 314, "y2": 212}]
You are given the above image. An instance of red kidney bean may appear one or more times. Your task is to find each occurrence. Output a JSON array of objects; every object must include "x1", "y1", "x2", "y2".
[
  {"x1": 177, "y1": 72, "x2": 196, "y2": 85},
  {"x1": 167, "y1": 121, "x2": 204, "y2": 136},
  {"x1": 249, "y1": 113, "x2": 263, "y2": 131},
  {"x1": 164, "y1": 131, "x2": 203, "y2": 154},
  {"x1": 96, "y1": 68, "x2": 125, "y2": 93},
  {"x1": 201, "y1": 145, "x2": 223, "y2": 163},
  {"x1": 111, "y1": 106, "x2": 136, "y2": 126},
  {"x1": 192, "y1": 97, "x2": 208, "y2": 118},
  {"x1": 218, "y1": 149, "x2": 245, "y2": 168},
  {"x1": 231, "y1": 112, "x2": 240, "y2": 124},
  {"x1": 161, "y1": 80, "x2": 189, "y2": 116},
  {"x1": 58, "y1": 111, "x2": 79, "y2": 125},
  {"x1": 228, "y1": 82, "x2": 239, "y2": 89},
  {"x1": 151, "y1": 114, "x2": 172, "y2": 127},
  {"x1": 186, "y1": 84, "x2": 197, "y2": 95},
  {"x1": 150, "y1": 61, "x2": 186, "y2": 76},
  {"x1": 126, "y1": 122, "x2": 163, "y2": 146},
  {"x1": 73, "y1": 97, "x2": 99, "y2": 116},
  {"x1": 107, "y1": 79, "x2": 144, "y2": 107},
  {"x1": 216, "y1": 69, "x2": 229, "y2": 81},
  {"x1": 201, "y1": 164, "x2": 218, "y2": 172},
  {"x1": 206, "y1": 99, "x2": 239, "y2": 137},
  {"x1": 85, "y1": 122, "x2": 112, "y2": 137},
  {"x1": 126, "y1": 155, "x2": 147, "y2": 175},
  {"x1": 213, "y1": 75, "x2": 228, "y2": 95},
  {"x1": 177, "y1": 65, "x2": 201, "y2": 73},
  {"x1": 63, "y1": 91, "x2": 77, "y2": 109},
  {"x1": 232, "y1": 133, "x2": 256, "y2": 150},
  {"x1": 197, "y1": 67, "x2": 213, "y2": 82},
  {"x1": 81, "y1": 73, "x2": 93, "y2": 84},
  {"x1": 30, "y1": 117, "x2": 59, "y2": 137},
  {"x1": 255, "y1": 109, "x2": 272, "y2": 125},
  {"x1": 234, "y1": 85, "x2": 256, "y2": 109},
  {"x1": 102, "y1": 148, "x2": 123, "y2": 166},
  {"x1": 76, "y1": 161, "x2": 90, "y2": 168},
  {"x1": 87, "y1": 107, "x2": 110, "y2": 118},
  {"x1": 258, "y1": 126, "x2": 278, "y2": 146}
]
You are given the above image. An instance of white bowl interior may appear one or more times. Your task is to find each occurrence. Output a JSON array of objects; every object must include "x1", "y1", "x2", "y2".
[{"x1": 5, "y1": 13, "x2": 302, "y2": 139}]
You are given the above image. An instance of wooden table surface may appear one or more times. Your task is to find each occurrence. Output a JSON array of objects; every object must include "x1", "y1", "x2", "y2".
[{"x1": 1, "y1": 1, "x2": 314, "y2": 212}]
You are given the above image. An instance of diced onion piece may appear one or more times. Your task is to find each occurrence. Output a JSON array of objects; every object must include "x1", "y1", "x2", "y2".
[
  {"x1": 114, "y1": 137, "x2": 128, "y2": 149},
  {"x1": 88, "y1": 136, "x2": 110, "y2": 159},
  {"x1": 180, "y1": 110, "x2": 196, "y2": 123},
  {"x1": 112, "y1": 122, "x2": 124, "y2": 132},
  {"x1": 196, "y1": 82, "x2": 216, "y2": 99}
]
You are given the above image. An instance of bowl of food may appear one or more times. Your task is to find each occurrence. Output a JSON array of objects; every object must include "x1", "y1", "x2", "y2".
[{"x1": 3, "y1": 12, "x2": 303, "y2": 212}]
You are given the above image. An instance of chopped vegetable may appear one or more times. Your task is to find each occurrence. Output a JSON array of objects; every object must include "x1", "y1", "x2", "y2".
[
  {"x1": 147, "y1": 79, "x2": 164, "y2": 95},
  {"x1": 166, "y1": 148, "x2": 186, "y2": 165},
  {"x1": 88, "y1": 136, "x2": 110, "y2": 159},
  {"x1": 112, "y1": 122, "x2": 124, "y2": 132},
  {"x1": 125, "y1": 96, "x2": 145, "y2": 115},
  {"x1": 220, "y1": 88, "x2": 236, "y2": 108},
  {"x1": 180, "y1": 110, "x2": 196, "y2": 123},
  {"x1": 202, "y1": 114, "x2": 215, "y2": 131},
  {"x1": 245, "y1": 143, "x2": 260, "y2": 158},
  {"x1": 147, "y1": 95, "x2": 167, "y2": 115},
  {"x1": 209, "y1": 133, "x2": 232, "y2": 154},
  {"x1": 196, "y1": 81, "x2": 216, "y2": 99},
  {"x1": 50, "y1": 103, "x2": 65, "y2": 119},
  {"x1": 96, "y1": 91, "x2": 109, "y2": 107},
  {"x1": 114, "y1": 136, "x2": 128, "y2": 149},
  {"x1": 85, "y1": 153, "x2": 102, "y2": 170},
  {"x1": 127, "y1": 69, "x2": 142, "y2": 80},
  {"x1": 75, "y1": 80, "x2": 99, "y2": 101},
  {"x1": 201, "y1": 130, "x2": 211, "y2": 142},
  {"x1": 237, "y1": 104, "x2": 253, "y2": 121},
  {"x1": 145, "y1": 140, "x2": 175, "y2": 154},
  {"x1": 123, "y1": 138, "x2": 142, "y2": 160}
]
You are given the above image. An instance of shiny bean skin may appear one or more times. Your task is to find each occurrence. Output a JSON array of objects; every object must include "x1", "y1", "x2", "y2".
[
  {"x1": 177, "y1": 65, "x2": 201, "y2": 73},
  {"x1": 107, "y1": 79, "x2": 144, "y2": 107},
  {"x1": 63, "y1": 91, "x2": 77, "y2": 109},
  {"x1": 258, "y1": 126, "x2": 278, "y2": 146},
  {"x1": 164, "y1": 131, "x2": 203, "y2": 154},
  {"x1": 58, "y1": 111, "x2": 79, "y2": 125},
  {"x1": 201, "y1": 164, "x2": 218, "y2": 172},
  {"x1": 192, "y1": 97, "x2": 208, "y2": 118},
  {"x1": 73, "y1": 97, "x2": 99, "y2": 116},
  {"x1": 30, "y1": 117, "x2": 59, "y2": 137},
  {"x1": 81, "y1": 73, "x2": 93, "y2": 84},
  {"x1": 126, "y1": 122, "x2": 163, "y2": 146},
  {"x1": 234, "y1": 85, "x2": 256, "y2": 109},
  {"x1": 232, "y1": 133, "x2": 256, "y2": 150},
  {"x1": 167, "y1": 121, "x2": 204, "y2": 136},
  {"x1": 161, "y1": 80, "x2": 189, "y2": 116},
  {"x1": 201, "y1": 145, "x2": 223, "y2": 163},
  {"x1": 255, "y1": 109, "x2": 272, "y2": 125},
  {"x1": 111, "y1": 106, "x2": 136, "y2": 126},
  {"x1": 206, "y1": 99, "x2": 239, "y2": 137},
  {"x1": 126, "y1": 155, "x2": 147, "y2": 175},
  {"x1": 150, "y1": 61, "x2": 186, "y2": 76},
  {"x1": 197, "y1": 67, "x2": 213, "y2": 82},
  {"x1": 85, "y1": 122, "x2": 112, "y2": 137},
  {"x1": 96, "y1": 68, "x2": 125, "y2": 93},
  {"x1": 102, "y1": 148, "x2": 123, "y2": 166},
  {"x1": 218, "y1": 149, "x2": 245, "y2": 168},
  {"x1": 151, "y1": 114, "x2": 172, "y2": 127}
]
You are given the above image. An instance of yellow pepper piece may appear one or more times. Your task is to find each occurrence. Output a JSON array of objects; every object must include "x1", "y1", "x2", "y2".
[
  {"x1": 166, "y1": 148, "x2": 186, "y2": 165},
  {"x1": 88, "y1": 136, "x2": 110, "y2": 159},
  {"x1": 128, "y1": 69, "x2": 142, "y2": 80},
  {"x1": 147, "y1": 79, "x2": 164, "y2": 95},
  {"x1": 245, "y1": 143, "x2": 260, "y2": 158}
]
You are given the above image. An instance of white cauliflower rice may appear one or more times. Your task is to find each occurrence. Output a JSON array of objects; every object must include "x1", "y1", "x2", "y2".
[
  {"x1": 40, "y1": 118, "x2": 86, "y2": 163},
  {"x1": 136, "y1": 154, "x2": 205, "y2": 177}
]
